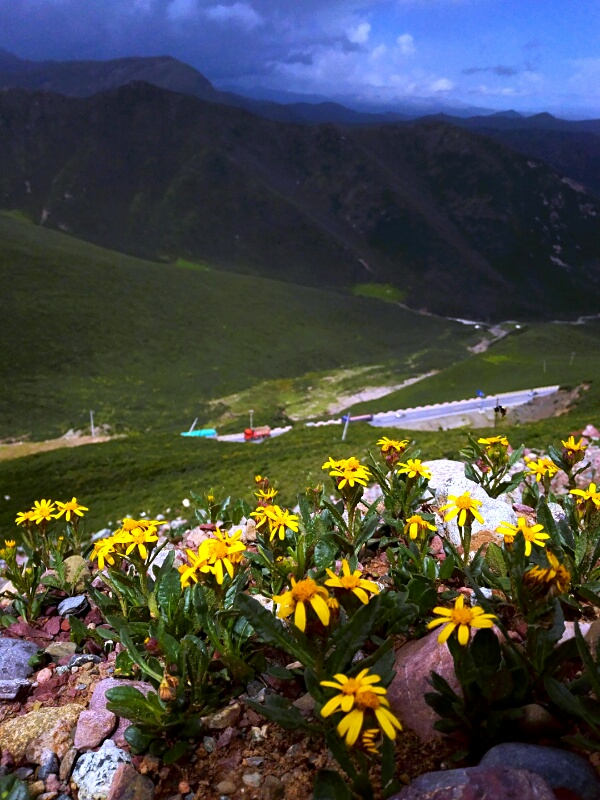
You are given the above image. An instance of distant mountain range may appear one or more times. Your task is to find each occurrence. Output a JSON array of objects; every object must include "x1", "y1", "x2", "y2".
[{"x1": 1, "y1": 50, "x2": 600, "y2": 320}]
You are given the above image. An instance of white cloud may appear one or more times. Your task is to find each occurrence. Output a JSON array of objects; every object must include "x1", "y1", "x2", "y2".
[
  {"x1": 430, "y1": 77, "x2": 453, "y2": 92},
  {"x1": 166, "y1": 0, "x2": 198, "y2": 21},
  {"x1": 205, "y1": 3, "x2": 263, "y2": 29},
  {"x1": 348, "y1": 21, "x2": 370, "y2": 44},
  {"x1": 397, "y1": 33, "x2": 415, "y2": 55}
]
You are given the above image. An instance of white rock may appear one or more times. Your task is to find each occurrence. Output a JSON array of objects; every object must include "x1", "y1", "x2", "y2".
[
  {"x1": 72, "y1": 739, "x2": 131, "y2": 800},
  {"x1": 424, "y1": 459, "x2": 517, "y2": 546},
  {"x1": 548, "y1": 502, "x2": 566, "y2": 524}
]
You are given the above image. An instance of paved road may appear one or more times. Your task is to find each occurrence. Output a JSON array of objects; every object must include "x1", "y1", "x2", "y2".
[{"x1": 369, "y1": 386, "x2": 559, "y2": 427}]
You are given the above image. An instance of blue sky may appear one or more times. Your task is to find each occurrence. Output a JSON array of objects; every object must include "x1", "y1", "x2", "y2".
[{"x1": 1, "y1": 0, "x2": 599, "y2": 116}]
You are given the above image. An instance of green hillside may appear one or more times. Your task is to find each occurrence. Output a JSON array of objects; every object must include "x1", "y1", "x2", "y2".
[
  {"x1": 348, "y1": 322, "x2": 600, "y2": 414},
  {"x1": 0, "y1": 214, "x2": 474, "y2": 440}
]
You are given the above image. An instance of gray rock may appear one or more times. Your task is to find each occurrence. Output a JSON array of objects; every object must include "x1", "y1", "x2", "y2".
[
  {"x1": 480, "y1": 743, "x2": 600, "y2": 800},
  {"x1": 72, "y1": 739, "x2": 131, "y2": 800},
  {"x1": 68, "y1": 654, "x2": 101, "y2": 669},
  {"x1": 59, "y1": 748, "x2": 78, "y2": 781},
  {"x1": 44, "y1": 642, "x2": 77, "y2": 662},
  {"x1": 0, "y1": 679, "x2": 31, "y2": 700},
  {"x1": 262, "y1": 775, "x2": 284, "y2": 800},
  {"x1": 37, "y1": 750, "x2": 59, "y2": 780},
  {"x1": 0, "y1": 637, "x2": 39, "y2": 679},
  {"x1": 14, "y1": 768, "x2": 33, "y2": 780},
  {"x1": 203, "y1": 736, "x2": 216, "y2": 753},
  {"x1": 201, "y1": 702, "x2": 241, "y2": 730},
  {"x1": 242, "y1": 772, "x2": 262, "y2": 789},
  {"x1": 425, "y1": 459, "x2": 517, "y2": 547},
  {"x1": 57, "y1": 595, "x2": 88, "y2": 617},
  {"x1": 393, "y1": 766, "x2": 554, "y2": 799}
]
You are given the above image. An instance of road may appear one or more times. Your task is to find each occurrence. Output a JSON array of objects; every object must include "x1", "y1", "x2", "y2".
[{"x1": 369, "y1": 386, "x2": 559, "y2": 427}]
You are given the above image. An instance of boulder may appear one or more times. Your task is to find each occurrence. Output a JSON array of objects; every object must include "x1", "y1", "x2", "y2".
[
  {"x1": 89, "y1": 678, "x2": 154, "y2": 748},
  {"x1": 106, "y1": 764, "x2": 154, "y2": 800},
  {"x1": 392, "y1": 766, "x2": 555, "y2": 799},
  {"x1": 74, "y1": 709, "x2": 117, "y2": 751},
  {"x1": 424, "y1": 459, "x2": 517, "y2": 547},
  {"x1": 0, "y1": 703, "x2": 83, "y2": 761},
  {"x1": 480, "y1": 743, "x2": 600, "y2": 800},
  {"x1": 0, "y1": 637, "x2": 39, "y2": 679},
  {"x1": 387, "y1": 630, "x2": 459, "y2": 742}
]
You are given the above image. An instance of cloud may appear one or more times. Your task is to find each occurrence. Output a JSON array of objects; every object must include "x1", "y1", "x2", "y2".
[
  {"x1": 166, "y1": 0, "x2": 198, "y2": 21},
  {"x1": 396, "y1": 33, "x2": 415, "y2": 55},
  {"x1": 205, "y1": 2, "x2": 263, "y2": 29},
  {"x1": 348, "y1": 21, "x2": 370, "y2": 44},
  {"x1": 462, "y1": 64, "x2": 518, "y2": 76},
  {"x1": 430, "y1": 77, "x2": 453, "y2": 92}
]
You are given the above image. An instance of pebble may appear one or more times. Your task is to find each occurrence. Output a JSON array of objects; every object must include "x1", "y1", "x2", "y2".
[
  {"x1": 29, "y1": 781, "x2": 46, "y2": 798},
  {"x1": 58, "y1": 596, "x2": 88, "y2": 617},
  {"x1": 71, "y1": 740, "x2": 131, "y2": 800},
  {"x1": 105, "y1": 762, "x2": 155, "y2": 800},
  {"x1": 45, "y1": 776, "x2": 61, "y2": 794},
  {"x1": 37, "y1": 668, "x2": 54, "y2": 685},
  {"x1": 249, "y1": 725, "x2": 268, "y2": 743},
  {"x1": 38, "y1": 793, "x2": 58, "y2": 800},
  {"x1": 292, "y1": 693, "x2": 315, "y2": 716},
  {"x1": 242, "y1": 772, "x2": 263, "y2": 789},
  {"x1": 245, "y1": 756, "x2": 264, "y2": 767},
  {"x1": 44, "y1": 642, "x2": 77, "y2": 663},
  {"x1": 37, "y1": 751, "x2": 60, "y2": 779},
  {"x1": 203, "y1": 736, "x2": 216, "y2": 753},
  {"x1": 285, "y1": 744, "x2": 302, "y2": 758},
  {"x1": 201, "y1": 702, "x2": 241, "y2": 730},
  {"x1": 262, "y1": 775, "x2": 284, "y2": 800},
  {"x1": 59, "y1": 749, "x2": 78, "y2": 782},
  {"x1": 215, "y1": 782, "x2": 235, "y2": 795},
  {"x1": 14, "y1": 768, "x2": 33, "y2": 780},
  {"x1": 67, "y1": 654, "x2": 101, "y2": 669}
]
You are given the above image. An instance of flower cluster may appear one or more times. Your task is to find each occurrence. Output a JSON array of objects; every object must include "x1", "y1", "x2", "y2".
[
  {"x1": 178, "y1": 527, "x2": 246, "y2": 586},
  {"x1": 322, "y1": 456, "x2": 371, "y2": 489},
  {"x1": 90, "y1": 517, "x2": 163, "y2": 569},
  {"x1": 16, "y1": 497, "x2": 88, "y2": 526}
]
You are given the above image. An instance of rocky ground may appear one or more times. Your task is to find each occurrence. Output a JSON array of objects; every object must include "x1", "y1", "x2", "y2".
[{"x1": 1, "y1": 428, "x2": 600, "y2": 800}]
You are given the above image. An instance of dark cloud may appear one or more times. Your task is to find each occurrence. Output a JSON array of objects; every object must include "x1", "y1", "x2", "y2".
[{"x1": 462, "y1": 64, "x2": 519, "y2": 77}]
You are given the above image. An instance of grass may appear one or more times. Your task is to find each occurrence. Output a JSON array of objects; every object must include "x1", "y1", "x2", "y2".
[
  {"x1": 352, "y1": 284, "x2": 407, "y2": 304},
  {"x1": 1, "y1": 388, "x2": 596, "y2": 535},
  {"x1": 0, "y1": 214, "x2": 476, "y2": 441},
  {"x1": 348, "y1": 322, "x2": 600, "y2": 414}
]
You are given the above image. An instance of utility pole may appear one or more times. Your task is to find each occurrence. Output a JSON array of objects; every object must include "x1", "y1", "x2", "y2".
[
  {"x1": 249, "y1": 409, "x2": 254, "y2": 429},
  {"x1": 341, "y1": 415, "x2": 350, "y2": 441},
  {"x1": 90, "y1": 410, "x2": 95, "y2": 437},
  {"x1": 570, "y1": 352, "x2": 575, "y2": 365}
]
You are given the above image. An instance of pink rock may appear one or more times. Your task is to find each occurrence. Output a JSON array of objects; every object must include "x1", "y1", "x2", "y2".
[
  {"x1": 36, "y1": 668, "x2": 54, "y2": 685},
  {"x1": 392, "y1": 766, "x2": 555, "y2": 800},
  {"x1": 89, "y1": 678, "x2": 153, "y2": 711},
  {"x1": 387, "y1": 630, "x2": 460, "y2": 742},
  {"x1": 44, "y1": 617, "x2": 61, "y2": 637},
  {"x1": 44, "y1": 776, "x2": 61, "y2": 794},
  {"x1": 582, "y1": 424, "x2": 600, "y2": 441},
  {"x1": 74, "y1": 709, "x2": 117, "y2": 750},
  {"x1": 106, "y1": 763, "x2": 154, "y2": 800}
]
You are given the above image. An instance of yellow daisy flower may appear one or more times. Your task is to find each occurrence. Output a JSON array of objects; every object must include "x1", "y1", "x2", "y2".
[
  {"x1": 264, "y1": 505, "x2": 300, "y2": 540},
  {"x1": 323, "y1": 457, "x2": 371, "y2": 490},
  {"x1": 377, "y1": 437, "x2": 409, "y2": 454},
  {"x1": 524, "y1": 552, "x2": 570, "y2": 596},
  {"x1": 439, "y1": 492, "x2": 484, "y2": 527},
  {"x1": 30, "y1": 499, "x2": 56, "y2": 524},
  {"x1": 570, "y1": 482, "x2": 600, "y2": 509},
  {"x1": 427, "y1": 595, "x2": 496, "y2": 645},
  {"x1": 325, "y1": 560, "x2": 379, "y2": 604},
  {"x1": 526, "y1": 457, "x2": 558, "y2": 482},
  {"x1": 477, "y1": 436, "x2": 509, "y2": 448},
  {"x1": 15, "y1": 510, "x2": 35, "y2": 526},
  {"x1": 320, "y1": 668, "x2": 386, "y2": 716},
  {"x1": 54, "y1": 497, "x2": 89, "y2": 522},
  {"x1": 272, "y1": 577, "x2": 330, "y2": 632},
  {"x1": 196, "y1": 528, "x2": 246, "y2": 584},
  {"x1": 496, "y1": 517, "x2": 550, "y2": 557},
  {"x1": 404, "y1": 514, "x2": 437, "y2": 540},
  {"x1": 396, "y1": 459, "x2": 432, "y2": 480}
]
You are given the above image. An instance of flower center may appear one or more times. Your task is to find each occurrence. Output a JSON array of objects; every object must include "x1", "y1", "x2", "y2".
[
  {"x1": 455, "y1": 496, "x2": 474, "y2": 509},
  {"x1": 291, "y1": 578, "x2": 318, "y2": 602},
  {"x1": 339, "y1": 575, "x2": 361, "y2": 590},
  {"x1": 451, "y1": 607, "x2": 474, "y2": 625},
  {"x1": 341, "y1": 678, "x2": 361, "y2": 695},
  {"x1": 356, "y1": 691, "x2": 381, "y2": 710},
  {"x1": 209, "y1": 542, "x2": 229, "y2": 560}
]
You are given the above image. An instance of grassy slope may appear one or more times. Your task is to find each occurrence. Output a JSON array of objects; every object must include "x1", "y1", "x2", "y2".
[
  {"x1": 348, "y1": 322, "x2": 600, "y2": 414},
  {"x1": 1, "y1": 392, "x2": 597, "y2": 534},
  {"x1": 0, "y1": 215, "x2": 474, "y2": 440}
]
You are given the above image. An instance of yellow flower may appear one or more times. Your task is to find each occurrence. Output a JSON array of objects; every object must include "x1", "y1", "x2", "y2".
[
  {"x1": 570, "y1": 482, "x2": 600, "y2": 509},
  {"x1": 323, "y1": 457, "x2": 371, "y2": 489},
  {"x1": 427, "y1": 595, "x2": 496, "y2": 645},
  {"x1": 526, "y1": 457, "x2": 558, "y2": 482},
  {"x1": 90, "y1": 534, "x2": 123, "y2": 570},
  {"x1": 264, "y1": 505, "x2": 300, "y2": 540},
  {"x1": 361, "y1": 728, "x2": 381, "y2": 754},
  {"x1": 120, "y1": 517, "x2": 163, "y2": 532},
  {"x1": 272, "y1": 577, "x2": 330, "y2": 632},
  {"x1": 325, "y1": 560, "x2": 379, "y2": 604},
  {"x1": 255, "y1": 487, "x2": 278, "y2": 502},
  {"x1": 477, "y1": 436, "x2": 509, "y2": 448},
  {"x1": 30, "y1": 499, "x2": 56, "y2": 524},
  {"x1": 377, "y1": 437, "x2": 409, "y2": 454},
  {"x1": 496, "y1": 517, "x2": 550, "y2": 557},
  {"x1": 3, "y1": 541, "x2": 16, "y2": 549},
  {"x1": 178, "y1": 548, "x2": 209, "y2": 587},
  {"x1": 119, "y1": 525, "x2": 159, "y2": 561},
  {"x1": 196, "y1": 528, "x2": 246, "y2": 584},
  {"x1": 15, "y1": 510, "x2": 35, "y2": 526},
  {"x1": 250, "y1": 506, "x2": 270, "y2": 529},
  {"x1": 320, "y1": 669, "x2": 402, "y2": 747},
  {"x1": 524, "y1": 552, "x2": 570, "y2": 596},
  {"x1": 396, "y1": 459, "x2": 432, "y2": 480},
  {"x1": 439, "y1": 492, "x2": 484, "y2": 527},
  {"x1": 404, "y1": 514, "x2": 437, "y2": 540},
  {"x1": 562, "y1": 436, "x2": 587, "y2": 456},
  {"x1": 320, "y1": 668, "x2": 386, "y2": 716},
  {"x1": 54, "y1": 497, "x2": 89, "y2": 522}
]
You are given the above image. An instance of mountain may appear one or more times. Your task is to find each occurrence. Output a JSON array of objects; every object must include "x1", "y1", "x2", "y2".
[{"x1": 0, "y1": 82, "x2": 599, "y2": 320}]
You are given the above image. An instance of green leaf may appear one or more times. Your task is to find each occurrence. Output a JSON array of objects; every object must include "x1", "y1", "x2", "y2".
[
  {"x1": 245, "y1": 694, "x2": 312, "y2": 731},
  {"x1": 326, "y1": 596, "x2": 380, "y2": 674},
  {"x1": 575, "y1": 621, "x2": 600, "y2": 700},
  {"x1": 162, "y1": 740, "x2": 191, "y2": 764},
  {"x1": 484, "y1": 542, "x2": 507, "y2": 577},
  {"x1": 266, "y1": 665, "x2": 295, "y2": 680},
  {"x1": 236, "y1": 594, "x2": 316, "y2": 669},
  {"x1": 0, "y1": 774, "x2": 30, "y2": 800},
  {"x1": 105, "y1": 687, "x2": 162, "y2": 726},
  {"x1": 438, "y1": 554, "x2": 456, "y2": 581},
  {"x1": 156, "y1": 568, "x2": 182, "y2": 623},
  {"x1": 313, "y1": 770, "x2": 352, "y2": 800},
  {"x1": 119, "y1": 628, "x2": 163, "y2": 682},
  {"x1": 314, "y1": 538, "x2": 338, "y2": 571},
  {"x1": 470, "y1": 628, "x2": 502, "y2": 680},
  {"x1": 123, "y1": 725, "x2": 154, "y2": 753},
  {"x1": 544, "y1": 675, "x2": 584, "y2": 719}
]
